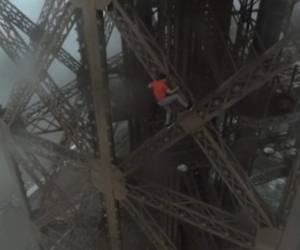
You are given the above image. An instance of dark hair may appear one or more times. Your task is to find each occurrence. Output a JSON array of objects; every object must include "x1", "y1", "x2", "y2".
[{"x1": 156, "y1": 73, "x2": 166, "y2": 80}]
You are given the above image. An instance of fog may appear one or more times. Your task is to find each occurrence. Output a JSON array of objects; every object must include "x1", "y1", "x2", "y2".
[
  {"x1": 0, "y1": 0, "x2": 122, "y2": 106},
  {"x1": 0, "y1": 120, "x2": 40, "y2": 250},
  {"x1": 0, "y1": 1, "x2": 44, "y2": 105}
]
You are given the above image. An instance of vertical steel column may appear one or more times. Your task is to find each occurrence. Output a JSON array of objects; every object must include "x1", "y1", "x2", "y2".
[
  {"x1": 254, "y1": 0, "x2": 290, "y2": 53},
  {"x1": 80, "y1": 1, "x2": 121, "y2": 250},
  {"x1": 75, "y1": 11, "x2": 98, "y2": 153}
]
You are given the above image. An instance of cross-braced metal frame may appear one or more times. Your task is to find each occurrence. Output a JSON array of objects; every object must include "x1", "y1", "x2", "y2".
[{"x1": 0, "y1": 0, "x2": 300, "y2": 249}]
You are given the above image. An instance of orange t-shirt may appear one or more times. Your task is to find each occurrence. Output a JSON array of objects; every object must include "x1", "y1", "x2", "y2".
[{"x1": 150, "y1": 80, "x2": 168, "y2": 102}]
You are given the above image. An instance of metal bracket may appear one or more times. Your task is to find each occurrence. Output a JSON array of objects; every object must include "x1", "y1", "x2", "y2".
[{"x1": 90, "y1": 160, "x2": 127, "y2": 201}]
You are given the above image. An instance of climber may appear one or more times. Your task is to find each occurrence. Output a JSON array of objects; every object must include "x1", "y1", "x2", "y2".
[{"x1": 148, "y1": 73, "x2": 189, "y2": 126}]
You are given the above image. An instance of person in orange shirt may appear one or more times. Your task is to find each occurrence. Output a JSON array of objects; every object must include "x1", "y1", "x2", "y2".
[{"x1": 148, "y1": 74, "x2": 188, "y2": 126}]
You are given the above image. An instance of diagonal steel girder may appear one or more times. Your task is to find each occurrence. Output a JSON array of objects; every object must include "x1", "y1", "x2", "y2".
[
  {"x1": 0, "y1": 14, "x2": 90, "y2": 149},
  {"x1": 127, "y1": 184, "x2": 255, "y2": 249},
  {"x1": 20, "y1": 51, "x2": 123, "y2": 132},
  {"x1": 15, "y1": 129, "x2": 260, "y2": 248},
  {"x1": 122, "y1": 199, "x2": 177, "y2": 250},
  {"x1": 18, "y1": 135, "x2": 254, "y2": 249},
  {"x1": 0, "y1": 0, "x2": 119, "y2": 136},
  {"x1": 1, "y1": 1, "x2": 92, "y2": 150},
  {"x1": 36, "y1": 0, "x2": 57, "y2": 26},
  {"x1": 109, "y1": 0, "x2": 300, "y2": 227},
  {"x1": 191, "y1": 125, "x2": 274, "y2": 226},
  {"x1": 122, "y1": 35, "x2": 300, "y2": 226},
  {"x1": 19, "y1": 138, "x2": 254, "y2": 250},
  {"x1": 22, "y1": 80, "x2": 80, "y2": 126},
  {"x1": 0, "y1": 0, "x2": 79, "y2": 72},
  {"x1": 12, "y1": 143, "x2": 57, "y2": 192},
  {"x1": 109, "y1": 0, "x2": 194, "y2": 102},
  {"x1": 2, "y1": 0, "x2": 77, "y2": 122},
  {"x1": 15, "y1": 131, "x2": 178, "y2": 250},
  {"x1": 13, "y1": 129, "x2": 92, "y2": 172},
  {"x1": 1, "y1": 1, "x2": 298, "y2": 246},
  {"x1": 0, "y1": 0, "x2": 113, "y2": 74}
]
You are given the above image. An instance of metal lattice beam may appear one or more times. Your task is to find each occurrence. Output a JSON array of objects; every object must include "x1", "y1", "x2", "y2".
[
  {"x1": 127, "y1": 184, "x2": 255, "y2": 248},
  {"x1": 81, "y1": 3, "x2": 121, "y2": 249},
  {"x1": 113, "y1": 1, "x2": 299, "y2": 226},
  {"x1": 0, "y1": 0, "x2": 80, "y2": 73},
  {"x1": 110, "y1": 0, "x2": 194, "y2": 101},
  {"x1": 14, "y1": 129, "x2": 91, "y2": 167},
  {"x1": 0, "y1": 16, "x2": 90, "y2": 148},
  {"x1": 121, "y1": 36, "x2": 300, "y2": 175},
  {"x1": 122, "y1": 199, "x2": 177, "y2": 250},
  {"x1": 2, "y1": 1, "x2": 77, "y2": 125},
  {"x1": 0, "y1": 0, "x2": 114, "y2": 74},
  {"x1": 120, "y1": 7, "x2": 299, "y2": 167},
  {"x1": 191, "y1": 126, "x2": 274, "y2": 226},
  {"x1": 1, "y1": 1, "x2": 299, "y2": 250}
]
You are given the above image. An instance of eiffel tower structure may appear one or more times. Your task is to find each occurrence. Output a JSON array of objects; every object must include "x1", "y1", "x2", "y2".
[{"x1": 0, "y1": 0, "x2": 300, "y2": 249}]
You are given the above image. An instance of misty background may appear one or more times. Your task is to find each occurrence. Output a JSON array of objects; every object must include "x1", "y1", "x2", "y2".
[
  {"x1": 0, "y1": 1, "x2": 299, "y2": 106},
  {"x1": 0, "y1": 0, "x2": 122, "y2": 105}
]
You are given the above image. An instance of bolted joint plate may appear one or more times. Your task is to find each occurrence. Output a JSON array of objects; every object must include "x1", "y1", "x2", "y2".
[
  {"x1": 179, "y1": 111, "x2": 205, "y2": 133},
  {"x1": 90, "y1": 160, "x2": 127, "y2": 201}
]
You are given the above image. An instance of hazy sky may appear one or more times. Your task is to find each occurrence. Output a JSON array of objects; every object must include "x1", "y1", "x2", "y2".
[
  {"x1": 0, "y1": 0, "x2": 121, "y2": 105},
  {"x1": 11, "y1": 0, "x2": 44, "y2": 21},
  {"x1": 0, "y1": 1, "x2": 44, "y2": 105}
]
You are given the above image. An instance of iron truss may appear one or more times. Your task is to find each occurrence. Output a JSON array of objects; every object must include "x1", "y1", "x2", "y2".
[{"x1": 0, "y1": 0, "x2": 300, "y2": 250}]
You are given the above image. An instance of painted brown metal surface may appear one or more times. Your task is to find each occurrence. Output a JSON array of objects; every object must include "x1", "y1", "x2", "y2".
[{"x1": 0, "y1": 0, "x2": 300, "y2": 250}]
